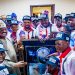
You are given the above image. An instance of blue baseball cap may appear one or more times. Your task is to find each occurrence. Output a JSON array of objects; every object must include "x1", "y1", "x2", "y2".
[
  {"x1": 11, "y1": 20, "x2": 18, "y2": 25},
  {"x1": 40, "y1": 14, "x2": 48, "y2": 20},
  {"x1": 70, "y1": 13, "x2": 75, "y2": 18},
  {"x1": 54, "y1": 13, "x2": 62, "y2": 19},
  {"x1": 22, "y1": 15, "x2": 31, "y2": 21},
  {"x1": 31, "y1": 17, "x2": 38, "y2": 22},
  {"x1": 0, "y1": 43, "x2": 7, "y2": 52},
  {"x1": 46, "y1": 56, "x2": 60, "y2": 68},
  {"x1": 55, "y1": 32, "x2": 70, "y2": 41},
  {"x1": 6, "y1": 15, "x2": 12, "y2": 20},
  {"x1": 11, "y1": 13, "x2": 17, "y2": 18}
]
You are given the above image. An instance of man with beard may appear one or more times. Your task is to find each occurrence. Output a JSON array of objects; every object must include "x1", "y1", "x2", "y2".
[
  {"x1": 0, "y1": 20, "x2": 27, "y2": 75},
  {"x1": 36, "y1": 14, "x2": 52, "y2": 40},
  {"x1": 0, "y1": 19, "x2": 17, "y2": 62},
  {"x1": 67, "y1": 13, "x2": 75, "y2": 31},
  {"x1": 17, "y1": 15, "x2": 36, "y2": 43},
  {"x1": 68, "y1": 13, "x2": 75, "y2": 51},
  {"x1": 52, "y1": 13, "x2": 62, "y2": 32},
  {"x1": 31, "y1": 17, "x2": 39, "y2": 29}
]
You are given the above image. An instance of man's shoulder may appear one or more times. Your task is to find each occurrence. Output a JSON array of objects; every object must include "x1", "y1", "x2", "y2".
[{"x1": 68, "y1": 50, "x2": 75, "y2": 59}]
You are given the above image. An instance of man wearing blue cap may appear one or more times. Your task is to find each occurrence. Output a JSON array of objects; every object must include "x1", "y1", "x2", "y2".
[
  {"x1": 36, "y1": 14, "x2": 52, "y2": 40},
  {"x1": 52, "y1": 13, "x2": 62, "y2": 32},
  {"x1": 55, "y1": 32, "x2": 75, "y2": 75},
  {"x1": 0, "y1": 20, "x2": 27, "y2": 75},
  {"x1": 46, "y1": 56, "x2": 60, "y2": 75},
  {"x1": 6, "y1": 15, "x2": 12, "y2": 33},
  {"x1": 0, "y1": 42, "x2": 10, "y2": 75},
  {"x1": 67, "y1": 13, "x2": 75, "y2": 31},
  {"x1": 10, "y1": 20, "x2": 18, "y2": 44},
  {"x1": 31, "y1": 17, "x2": 39, "y2": 29},
  {"x1": 16, "y1": 15, "x2": 36, "y2": 43}
]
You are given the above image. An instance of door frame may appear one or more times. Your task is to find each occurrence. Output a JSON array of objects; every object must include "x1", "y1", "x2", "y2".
[{"x1": 30, "y1": 4, "x2": 55, "y2": 23}]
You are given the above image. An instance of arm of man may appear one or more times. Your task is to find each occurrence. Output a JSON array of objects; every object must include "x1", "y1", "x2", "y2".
[
  {"x1": 4, "y1": 60, "x2": 27, "y2": 68},
  {"x1": 70, "y1": 57, "x2": 75, "y2": 75}
]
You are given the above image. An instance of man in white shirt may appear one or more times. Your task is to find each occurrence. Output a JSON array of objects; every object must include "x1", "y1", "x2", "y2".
[
  {"x1": 17, "y1": 15, "x2": 36, "y2": 43},
  {"x1": 36, "y1": 14, "x2": 52, "y2": 40},
  {"x1": 0, "y1": 20, "x2": 27, "y2": 75},
  {"x1": 52, "y1": 13, "x2": 62, "y2": 32},
  {"x1": 55, "y1": 32, "x2": 75, "y2": 75}
]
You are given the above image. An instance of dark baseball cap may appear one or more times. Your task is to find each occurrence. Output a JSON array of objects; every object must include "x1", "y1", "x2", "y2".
[
  {"x1": 55, "y1": 32, "x2": 70, "y2": 41},
  {"x1": 46, "y1": 56, "x2": 60, "y2": 68},
  {"x1": 22, "y1": 15, "x2": 31, "y2": 21}
]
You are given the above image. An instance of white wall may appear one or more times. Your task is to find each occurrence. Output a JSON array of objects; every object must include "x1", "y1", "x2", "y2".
[{"x1": 0, "y1": 0, "x2": 75, "y2": 20}]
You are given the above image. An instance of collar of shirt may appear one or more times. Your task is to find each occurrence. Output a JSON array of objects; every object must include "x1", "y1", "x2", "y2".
[
  {"x1": 11, "y1": 32, "x2": 16, "y2": 37},
  {"x1": 23, "y1": 26, "x2": 33, "y2": 32},
  {"x1": 59, "y1": 47, "x2": 71, "y2": 63}
]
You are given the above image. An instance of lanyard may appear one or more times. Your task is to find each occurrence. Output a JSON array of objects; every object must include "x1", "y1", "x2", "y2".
[
  {"x1": 28, "y1": 32, "x2": 30, "y2": 39},
  {"x1": 46, "y1": 28, "x2": 47, "y2": 36}
]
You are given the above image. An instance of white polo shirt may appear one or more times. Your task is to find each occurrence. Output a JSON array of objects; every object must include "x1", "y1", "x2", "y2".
[{"x1": 17, "y1": 27, "x2": 36, "y2": 42}]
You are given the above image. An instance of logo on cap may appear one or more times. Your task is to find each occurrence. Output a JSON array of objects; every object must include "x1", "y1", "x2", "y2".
[
  {"x1": 49, "y1": 58, "x2": 56, "y2": 63},
  {"x1": 56, "y1": 33, "x2": 62, "y2": 38}
]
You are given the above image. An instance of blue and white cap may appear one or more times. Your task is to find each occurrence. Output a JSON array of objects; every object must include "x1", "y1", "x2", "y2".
[
  {"x1": 40, "y1": 14, "x2": 48, "y2": 20},
  {"x1": 54, "y1": 13, "x2": 62, "y2": 19},
  {"x1": 22, "y1": 15, "x2": 31, "y2": 21},
  {"x1": 46, "y1": 56, "x2": 60, "y2": 68},
  {"x1": 55, "y1": 32, "x2": 70, "y2": 41},
  {"x1": 11, "y1": 20, "x2": 18, "y2": 25},
  {"x1": 11, "y1": 13, "x2": 17, "y2": 18},
  {"x1": 31, "y1": 17, "x2": 38, "y2": 22},
  {"x1": 6, "y1": 15, "x2": 12, "y2": 20},
  {"x1": 70, "y1": 13, "x2": 75, "y2": 18}
]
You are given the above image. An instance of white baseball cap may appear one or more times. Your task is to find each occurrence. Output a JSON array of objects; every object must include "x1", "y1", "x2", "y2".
[{"x1": 0, "y1": 20, "x2": 6, "y2": 28}]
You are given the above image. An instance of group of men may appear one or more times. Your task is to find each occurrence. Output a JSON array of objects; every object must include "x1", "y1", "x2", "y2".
[{"x1": 0, "y1": 12, "x2": 75, "y2": 75}]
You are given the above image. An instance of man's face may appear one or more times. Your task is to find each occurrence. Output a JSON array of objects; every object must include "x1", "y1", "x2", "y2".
[
  {"x1": 11, "y1": 25, "x2": 18, "y2": 32},
  {"x1": 60, "y1": 26, "x2": 67, "y2": 32},
  {"x1": 0, "y1": 51, "x2": 5, "y2": 63},
  {"x1": 32, "y1": 20, "x2": 39, "y2": 27},
  {"x1": 23, "y1": 20, "x2": 31, "y2": 26},
  {"x1": 23, "y1": 20, "x2": 31, "y2": 30},
  {"x1": 41, "y1": 19, "x2": 49, "y2": 27},
  {"x1": 0, "y1": 28, "x2": 7, "y2": 38},
  {"x1": 55, "y1": 40, "x2": 68, "y2": 52},
  {"x1": 54, "y1": 18, "x2": 62, "y2": 27},
  {"x1": 70, "y1": 18, "x2": 75, "y2": 30}
]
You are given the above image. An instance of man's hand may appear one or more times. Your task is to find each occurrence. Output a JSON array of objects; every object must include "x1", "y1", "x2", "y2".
[{"x1": 14, "y1": 61, "x2": 27, "y2": 68}]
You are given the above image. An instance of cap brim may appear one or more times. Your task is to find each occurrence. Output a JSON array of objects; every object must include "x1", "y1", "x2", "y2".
[
  {"x1": 0, "y1": 48, "x2": 7, "y2": 52},
  {"x1": 46, "y1": 61, "x2": 57, "y2": 68},
  {"x1": 22, "y1": 19, "x2": 31, "y2": 21},
  {"x1": 55, "y1": 37, "x2": 69, "y2": 41},
  {"x1": 55, "y1": 37, "x2": 64, "y2": 41},
  {"x1": 11, "y1": 23, "x2": 18, "y2": 25}
]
